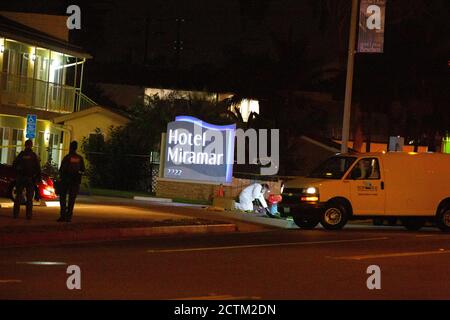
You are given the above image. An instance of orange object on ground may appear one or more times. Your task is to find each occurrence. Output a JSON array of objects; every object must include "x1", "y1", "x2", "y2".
[
  {"x1": 216, "y1": 185, "x2": 225, "y2": 197},
  {"x1": 268, "y1": 194, "x2": 282, "y2": 205}
]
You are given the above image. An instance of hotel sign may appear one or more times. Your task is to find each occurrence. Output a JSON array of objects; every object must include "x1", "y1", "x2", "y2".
[
  {"x1": 163, "y1": 116, "x2": 236, "y2": 184},
  {"x1": 357, "y1": 0, "x2": 386, "y2": 53}
]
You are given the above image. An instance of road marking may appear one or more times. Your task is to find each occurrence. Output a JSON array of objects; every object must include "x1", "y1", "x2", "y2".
[
  {"x1": 173, "y1": 295, "x2": 261, "y2": 300},
  {"x1": 415, "y1": 234, "x2": 442, "y2": 238},
  {"x1": 147, "y1": 237, "x2": 389, "y2": 253},
  {"x1": 0, "y1": 279, "x2": 22, "y2": 284},
  {"x1": 331, "y1": 249, "x2": 450, "y2": 260},
  {"x1": 16, "y1": 261, "x2": 67, "y2": 266}
]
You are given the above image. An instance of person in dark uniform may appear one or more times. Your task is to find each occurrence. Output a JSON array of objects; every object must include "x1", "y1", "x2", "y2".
[
  {"x1": 58, "y1": 141, "x2": 85, "y2": 222},
  {"x1": 12, "y1": 139, "x2": 41, "y2": 220}
]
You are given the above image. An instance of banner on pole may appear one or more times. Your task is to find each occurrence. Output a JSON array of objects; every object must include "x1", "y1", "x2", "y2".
[{"x1": 357, "y1": 0, "x2": 386, "y2": 53}]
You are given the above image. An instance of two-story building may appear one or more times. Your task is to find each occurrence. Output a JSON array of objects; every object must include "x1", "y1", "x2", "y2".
[{"x1": 0, "y1": 12, "x2": 98, "y2": 167}]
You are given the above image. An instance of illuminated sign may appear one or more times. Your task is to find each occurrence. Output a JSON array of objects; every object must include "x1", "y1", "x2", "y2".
[
  {"x1": 443, "y1": 135, "x2": 450, "y2": 154},
  {"x1": 164, "y1": 116, "x2": 236, "y2": 184}
]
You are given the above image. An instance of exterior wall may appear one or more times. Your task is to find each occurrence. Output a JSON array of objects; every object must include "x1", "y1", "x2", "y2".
[
  {"x1": 63, "y1": 112, "x2": 129, "y2": 143},
  {"x1": 0, "y1": 114, "x2": 68, "y2": 166},
  {"x1": 0, "y1": 12, "x2": 69, "y2": 41},
  {"x1": 156, "y1": 177, "x2": 282, "y2": 202},
  {"x1": 97, "y1": 85, "x2": 232, "y2": 109},
  {"x1": 0, "y1": 37, "x2": 5, "y2": 74},
  {"x1": 338, "y1": 140, "x2": 429, "y2": 153}
]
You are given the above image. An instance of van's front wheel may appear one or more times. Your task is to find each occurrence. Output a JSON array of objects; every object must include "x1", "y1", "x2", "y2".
[
  {"x1": 293, "y1": 215, "x2": 319, "y2": 229},
  {"x1": 436, "y1": 205, "x2": 450, "y2": 232},
  {"x1": 320, "y1": 201, "x2": 349, "y2": 230}
]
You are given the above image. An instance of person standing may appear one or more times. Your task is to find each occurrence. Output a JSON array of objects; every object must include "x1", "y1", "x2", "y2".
[
  {"x1": 58, "y1": 141, "x2": 85, "y2": 222},
  {"x1": 12, "y1": 139, "x2": 41, "y2": 220}
]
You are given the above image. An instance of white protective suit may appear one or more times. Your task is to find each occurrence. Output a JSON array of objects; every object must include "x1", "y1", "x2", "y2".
[{"x1": 235, "y1": 183, "x2": 268, "y2": 211}]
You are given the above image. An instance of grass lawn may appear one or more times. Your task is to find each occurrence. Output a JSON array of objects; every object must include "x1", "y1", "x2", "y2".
[
  {"x1": 80, "y1": 186, "x2": 154, "y2": 199},
  {"x1": 79, "y1": 186, "x2": 211, "y2": 205},
  {"x1": 172, "y1": 198, "x2": 211, "y2": 206}
]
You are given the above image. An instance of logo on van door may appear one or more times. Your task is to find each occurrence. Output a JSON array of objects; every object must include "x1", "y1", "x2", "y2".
[{"x1": 357, "y1": 181, "x2": 378, "y2": 192}]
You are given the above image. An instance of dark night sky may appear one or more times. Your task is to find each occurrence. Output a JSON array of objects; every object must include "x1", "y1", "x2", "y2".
[
  {"x1": 0, "y1": 0, "x2": 448, "y2": 94},
  {"x1": 0, "y1": 1, "x2": 328, "y2": 67},
  {"x1": 0, "y1": 0, "x2": 448, "y2": 141}
]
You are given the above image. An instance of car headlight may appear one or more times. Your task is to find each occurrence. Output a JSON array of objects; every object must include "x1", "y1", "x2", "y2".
[{"x1": 304, "y1": 187, "x2": 318, "y2": 194}]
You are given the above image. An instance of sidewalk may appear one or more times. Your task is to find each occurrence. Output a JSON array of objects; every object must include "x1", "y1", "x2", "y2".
[
  {"x1": 0, "y1": 198, "x2": 237, "y2": 248},
  {"x1": 79, "y1": 195, "x2": 374, "y2": 230}
]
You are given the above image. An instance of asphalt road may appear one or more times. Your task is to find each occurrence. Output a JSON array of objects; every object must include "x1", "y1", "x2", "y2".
[{"x1": 1, "y1": 222, "x2": 450, "y2": 299}]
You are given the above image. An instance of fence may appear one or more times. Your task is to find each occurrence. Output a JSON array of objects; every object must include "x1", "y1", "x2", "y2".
[{"x1": 83, "y1": 150, "x2": 160, "y2": 193}]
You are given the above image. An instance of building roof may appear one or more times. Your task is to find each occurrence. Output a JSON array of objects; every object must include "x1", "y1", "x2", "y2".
[
  {"x1": 53, "y1": 106, "x2": 130, "y2": 124},
  {"x1": 301, "y1": 135, "x2": 358, "y2": 154},
  {"x1": 0, "y1": 103, "x2": 65, "y2": 121},
  {"x1": 0, "y1": 13, "x2": 91, "y2": 59},
  {"x1": 342, "y1": 151, "x2": 449, "y2": 157}
]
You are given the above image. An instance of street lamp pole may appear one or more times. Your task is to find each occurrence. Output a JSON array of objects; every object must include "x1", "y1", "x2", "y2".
[{"x1": 340, "y1": 0, "x2": 359, "y2": 153}]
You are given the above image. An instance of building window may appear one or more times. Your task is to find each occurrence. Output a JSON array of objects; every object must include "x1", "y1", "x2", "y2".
[
  {"x1": 47, "y1": 133, "x2": 61, "y2": 164},
  {"x1": 0, "y1": 128, "x2": 6, "y2": 164},
  {"x1": 1, "y1": 128, "x2": 10, "y2": 164},
  {"x1": 9, "y1": 129, "x2": 24, "y2": 164},
  {"x1": 18, "y1": 53, "x2": 29, "y2": 93},
  {"x1": 232, "y1": 99, "x2": 260, "y2": 122},
  {"x1": 0, "y1": 128, "x2": 26, "y2": 165}
]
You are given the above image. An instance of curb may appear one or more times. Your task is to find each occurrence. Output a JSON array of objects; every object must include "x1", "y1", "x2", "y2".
[
  {"x1": 133, "y1": 196, "x2": 173, "y2": 203},
  {"x1": 0, "y1": 223, "x2": 237, "y2": 248},
  {"x1": 0, "y1": 202, "x2": 13, "y2": 208},
  {"x1": 0, "y1": 199, "x2": 56, "y2": 208},
  {"x1": 208, "y1": 209, "x2": 298, "y2": 229}
]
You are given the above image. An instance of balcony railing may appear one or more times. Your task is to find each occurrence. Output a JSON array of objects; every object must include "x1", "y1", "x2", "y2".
[
  {"x1": 75, "y1": 91, "x2": 98, "y2": 112},
  {"x1": 0, "y1": 72, "x2": 76, "y2": 113}
]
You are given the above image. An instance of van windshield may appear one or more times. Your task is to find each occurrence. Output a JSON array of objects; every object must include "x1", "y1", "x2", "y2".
[{"x1": 308, "y1": 156, "x2": 357, "y2": 179}]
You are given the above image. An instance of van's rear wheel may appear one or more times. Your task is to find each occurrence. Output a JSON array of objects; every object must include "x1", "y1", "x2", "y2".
[
  {"x1": 293, "y1": 216, "x2": 319, "y2": 229},
  {"x1": 401, "y1": 218, "x2": 425, "y2": 231},
  {"x1": 320, "y1": 201, "x2": 349, "y2": 230},
  {"x1": 387, "y1": 218, "x2": 398, "y2": 226},
  {"x1": 436, "y1": 205, "x2": 450, "y2": 232},
  {"x1": 373, "y1": 218, "x2": 384, "y2": 226}
]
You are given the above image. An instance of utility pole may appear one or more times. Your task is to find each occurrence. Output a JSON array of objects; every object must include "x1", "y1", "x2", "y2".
[
  {"x1": 144, "y1": 15, "x2": 150, "y2": 65},
  {"x1": 340, "y1": 0, "x2": 359, "y2": 153},
  {"x1": 174, "y1": 17, "x2": 184, "y2": 87}
]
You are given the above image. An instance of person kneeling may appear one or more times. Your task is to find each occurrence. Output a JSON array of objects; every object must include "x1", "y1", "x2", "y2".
[{"x1": 235, "y1": 183, "x2": 275, "y2": 218}]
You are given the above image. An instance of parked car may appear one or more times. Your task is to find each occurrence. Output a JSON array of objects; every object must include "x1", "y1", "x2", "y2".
[{"x1": 0, "y1": 163, "x2": 57, "y2": 202}]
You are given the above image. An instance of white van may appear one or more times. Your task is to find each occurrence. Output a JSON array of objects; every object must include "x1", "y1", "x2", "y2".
[{"x1": 281, "y1": 152, "x2": 450, "y2": 232}]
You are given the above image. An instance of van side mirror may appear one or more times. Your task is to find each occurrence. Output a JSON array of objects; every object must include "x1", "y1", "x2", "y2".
[{"x1": 350, "y1": 168, "x2": 361, "y2": 180}]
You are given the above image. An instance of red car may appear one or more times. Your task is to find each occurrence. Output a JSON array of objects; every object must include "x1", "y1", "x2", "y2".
[{"x1": 0, "y1": 163, "x2": 57, "y2": 202}]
